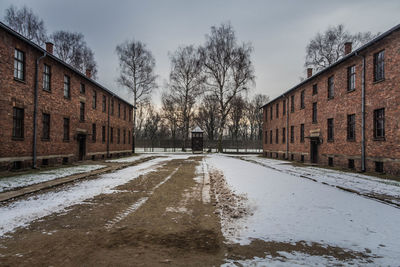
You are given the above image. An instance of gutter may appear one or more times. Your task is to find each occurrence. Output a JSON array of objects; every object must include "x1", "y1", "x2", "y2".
[
  {"x1": 32, "y1": 52, "x2": 47, "y2": 168},
  {"x1": 355, "y1": 52, "x2": 366, "y2": 172}
]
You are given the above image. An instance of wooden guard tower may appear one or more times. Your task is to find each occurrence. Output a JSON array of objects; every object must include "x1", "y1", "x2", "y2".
[{"x1": 191, "y1": 126, "x2": 204, "y2": 154}]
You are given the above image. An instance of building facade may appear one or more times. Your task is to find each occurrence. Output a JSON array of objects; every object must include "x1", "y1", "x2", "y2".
[
  {"x1": 0, "y1": 22, "x2": 133, "y2": 170},
  {"x1": 262, "y1": 24, "x2": 400, "y2": 175}
]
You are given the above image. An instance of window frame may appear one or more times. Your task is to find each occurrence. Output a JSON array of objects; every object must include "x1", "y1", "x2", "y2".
[
  {"x1": 80, "y1": 83, "x2": 86, "y2": 94},
  {"x1": 63, "y1": 117, "x2": 70, "y2": 141},
  {"x1": 275, "y1": 128, "x2": 278, "y2": 144},
  {"x1": 92, "y1": 123, "x2": 96, "y2": 142},
  {"x1": 312, "y1": 84, "x2": 318, "y2": 95},
  {"x1": 373, "y1": 108, "x2": 385, "y2": 140},
  {"x1": 374, "y1": 50, "x2": 385, "y2": 82},
  {"x1": 80, "y1": 102, "x2": 85, "y2": 122},
  {"x1": 63, "y1": 75, "x2": 71, "y2": 99},
  {"x1": 12, "y1": 107, "x2": 24, "y2": 139},
  {"x1": 42, "y1": 113, "x2": 50, "y2": 140},
  {"x1": 43, "y1": 64, "x2": 51, "y2": 91},
  {"x1": 327, "y1": 118, "x2": 334, "y2": 141},
  {"x1": 312, "y1": 102, "x2": 317, "y2": 123},
  {"x1": 347, "y1": 114, "x2": 356, "y2": 141},
  {"x1": 300, "y1": 124, "x2": 304, "y2": 143},
  {"x1": 92, "y1": 90, "x2": 97, "y2": 109},
  {"x1": 14, "y1": 48, "x2": 25, "y2": 81},
  {"x1": 347, "y1": 65, "x2": 356, "y2": 92},
  {"x1": 327, "y1": 76, "x2": 334, "y2": 99},
  {"x1": 290, "y1": 95, "x2": 295, "y2": 113},
  {"x1": 290, "y1": 126, "x2": 294, "y2": 143},
  {"x1": 102, "y1": 95, "x2": 107, "y2": 113},
  {"x1": 282, "y1": 99, "x2": 286, "y2": 116},
  {"x1": 282, "y1": 127, "x2": 286, "y2": 143},
  {"x1": 300, "y1": 90, "x2": 305, "y2": 109}
]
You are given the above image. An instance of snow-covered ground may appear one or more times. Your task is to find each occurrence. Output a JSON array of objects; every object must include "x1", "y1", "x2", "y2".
[
  {"x1": 206, "y1": 154, "x2": 400, "y2": 266},
  {"x1": 238, "y1": 155, "x2": 400, "y2": 206},
  {"x1": 0, "y1": 165, "x2": 106, "y2": 193},
  {"x1": 106, "y1": 154, "x2": 152, "y2": 163},
  {"x1": 0, "y1": 154, "x2": 192, "y2": 237}
]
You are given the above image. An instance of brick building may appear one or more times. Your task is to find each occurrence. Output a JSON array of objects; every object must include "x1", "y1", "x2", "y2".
[
  {"x1": 262, "y1": 24, "x2": 400, "y2": 175},
  {"x1": 0, "y1": 22, "x2": 134, "y2": 170}
]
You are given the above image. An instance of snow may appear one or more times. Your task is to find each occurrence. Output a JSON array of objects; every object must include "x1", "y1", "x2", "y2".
[
  {"x1": 242, "y1": 155, "x2": 400, "y2": 206},
  {"x1": 0, "y1": 165, "x2": 106, "y2": 193},
  {"x1": 206, "y1": 154, "x2": 400, "y2": 266},
  {"x1": 106, "y1": 154, "x2": 151, "y2": 163},
  {"x1": 0, "y1": 155, "x2": 192, "y2": 238}
]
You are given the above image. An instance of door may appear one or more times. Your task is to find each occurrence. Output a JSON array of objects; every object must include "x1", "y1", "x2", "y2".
[
  {"x1": 78, "y1": 134, "x2": 86, "y2": 161},
  {"x1": 310, "y1": 139, "x2": 318, "y2": 163}
]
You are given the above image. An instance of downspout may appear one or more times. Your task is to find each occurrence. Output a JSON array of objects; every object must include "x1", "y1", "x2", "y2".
[
  {"x1": 107, "y1": 94, "x2": 115, "y2": 158},
  {"x1": 355, "y1": 52, "x2": 366, "y2": 172},
  {"x1": 283, "y1": 93, "x2": 289, "y2": 159},
  {"x1": 33, "y1": 52, "x2": 47, "y2": 168}
]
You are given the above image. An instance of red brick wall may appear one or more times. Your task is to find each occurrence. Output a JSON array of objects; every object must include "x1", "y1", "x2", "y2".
[
  {"x1": 0, "y1": 28, "x2": 133, "y2": 169},
  {"x1": 263, "y1": 29, "x2": 400, "y2": 175}
]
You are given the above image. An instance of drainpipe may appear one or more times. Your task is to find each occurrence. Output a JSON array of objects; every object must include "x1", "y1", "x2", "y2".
[
  {"x1": 283, "y1": 93, "x2": 289, "y2": 159},
  {"x1": 32, "y1": 52, "x2": 47, "y2": 169},
  {"x1": 355, "y1": 52, "x2": 366, "y2": 172},
  {"x1": 107, "y1": 94, "x2": 115, "y2": 158}
]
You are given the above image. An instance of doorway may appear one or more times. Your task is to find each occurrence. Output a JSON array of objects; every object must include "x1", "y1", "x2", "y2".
[
  {"x1": 310, "y1": 139, "x2": 318, "y2": 163},
  {"x1": 77, "y1": 134, "x2": 86, "y2": 161}
]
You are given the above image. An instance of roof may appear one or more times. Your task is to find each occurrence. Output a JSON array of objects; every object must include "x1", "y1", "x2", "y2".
[
  {"x1": 192, "y1": 126, "x2": 204, "y2": 133},
  {"x1": 261, "y1": 23, "x2": 400, "y2": 108},
  {"x1": 0, "y1": 21, "x2": 133, "y2": 108}
]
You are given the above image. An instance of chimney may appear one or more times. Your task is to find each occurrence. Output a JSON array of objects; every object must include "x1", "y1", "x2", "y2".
[
  {"x1": 86, "y1": 69, "x2": 92, "y2": 79},
  {"x1": 45, "y1": 42, "x2": 54, "y2": 54},
  {"x1": 344, "y1": 42, "x2": 352, "y2": 55},
  {"x1": 307, "y1": 68, "x2": 313, "y2": 78}
]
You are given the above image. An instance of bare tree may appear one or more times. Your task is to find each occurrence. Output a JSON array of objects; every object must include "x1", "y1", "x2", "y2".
[
  {"x1": 305, "y1": 24, "x2": 378, "y2": 71},
  {"x1": 116, "y1": 40, "x2": 157, "y2": 152},
  {"x1": 161, "y1": 92, "x2": 180, "y2": 151},
  {"x1": 195, "y1": 95, "x2": 220, "y2": 149},
  {"x1": 200, "y1": 23, "x2": 255, "y2": 152},
  {"x1": 4, "y1": 5, "x2": 47, "y2": 46},
  {"x1": 227, "y1": 95, "x2": 246, "y2": 151},
  {"x1": 51, "y1": 31, "x2": 98, "y2": 78},
  {"x1": 143, "y1": 105, "x2": 161, "y2": 151},
  {"x1": 167, "y1": 45, "x2": 205, "y2": 150},
  {"x1": 251, "y1": 94, "x2": 269, "y2": 140}
]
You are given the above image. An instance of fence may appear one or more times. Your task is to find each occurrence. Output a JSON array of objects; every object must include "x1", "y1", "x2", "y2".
[{"x1": 135, "y1": 139, "x2": 263, "y2": 153}]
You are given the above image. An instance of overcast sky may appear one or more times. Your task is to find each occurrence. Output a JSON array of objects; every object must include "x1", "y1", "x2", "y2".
[{"x1": 1, "y1": 0, "x2": 399, "y2": 105}]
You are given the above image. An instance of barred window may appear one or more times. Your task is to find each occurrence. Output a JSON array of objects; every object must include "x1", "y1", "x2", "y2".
[
  {"x1": 290, "y1": 126, "x2": 294, "y2": 143},
  {"x1": 92, "y1": 91, "x2": 97, "y2": 109},
  {"x1": 12, "y1": 107, "x2": 24, "y2": 139},
  {"x1": 327, "y1": 76, "x2": 334, "y2": 99},
  {"x1": 42, "y1": 113, "x2": 50, "y2": 140},
  {"x1": 14, "y1": 49, "x2": 25, "y2": 80},
  {"x1": 312, "y1": 102, "x2": 317, "y2": 123},
  {"x1": 282, "y1": 127, "x2": 286, "y2": 143},
  {"x1": 347, "y1": 114, "x2": 356, "y2": 141},
  {"x1": 63, "y1": 118, "x2": 70, "y2": 141},
  {"x1": 373, "y1": 108, "x2": 385, "y2": 139},
  {"x1": 347, "y1": 65, "x2": 356, "y2": 91},
  {"x1": 64, "y1": 75, "x2": 70, "y2": 98},
  {"x1": 102, "y1": 126, "x2": 106, "y2": 143},
  {"x1": 327, "y1": 118, "x2": 334, "y2": 141},
  {"x1": 123, "y1": 129, "x2": 126, "y2": 144},
  {"x1": 374, "y1": 50, "x2": 385, "y2": 81},
  {"x1": 80, "y1": 102, "x2": 85, "y2": 122},
  {"x1": 300, "y1": 124, "x2": 304, "y2": 143},
  {"x1": 43, "y1": 64, "x2": 51, "y2": 91},
  {"x1": 300, "y1": 90, "x2": 305, "y2": 109},
  {"x1": 275, "y1": 129, "x2": 278, "y2": 144}
]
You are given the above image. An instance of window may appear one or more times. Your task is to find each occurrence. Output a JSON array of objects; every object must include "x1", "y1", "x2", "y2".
[
  {"x1": 348, "y1": 159, "x2": 355, "y2": 169},
  {"x1": 117, "y1": 128, "x2": 120, "y2": 144},
  {"x1": 312, "y1": 84, "x2": 318, "y2": 95},
  {"x1": 80, "y1": 83, "x2": 85, "y2": 94},
  {"x1": 301, "y1": 155, "x2": 304, "y2": 162},
  {"x1": 123, "y1": 129, "x2": 126, "y2": 144},
  {"x1": 124, "y1": 105, "x2": 127, "y2": 120},
  {"x1": 347, "y1": 65, "x2": 356, "y2": 91},
  {"x1": 300, "y1": 124, "x2": 304, "y2": 143},
  {"x1": 375, "y1": 161, "x2": 384, "y2": 173},
  {"x1": 327, "y1": 76, "x2": 334, "y2": 99},
  {"x1": 291, "y1": 154, "x2": 294, "y2": 161},
  {"x1": 275, "y1": 129, "x2": 278, "y2": 144},
  {"x1": 328, "y1": 157, "x2": 333, "y2": 167},
  {"x1": 129, "y1": 108, "x2": 132, "y2": 122},
  {"x1": 270, "y1": 106, "x2": 273, "y2": 120},
  {"x1": 300, "y1": 90, "x2": 305, "y2": 109},
  {"x1": 102, "y1": 126, "x2": 106, "y2": 143},
  {"x1": 102, "y1": 95, "x2": 107, "y2": 112},
  {"x1": 64, "y1": 75, "x2": 70, "y2": 98},
  {"x1": 92, "y1": 124, "x2": 96, "y2": 142},
  {"x1": 110, "y1": 127, "x2": 114, "y2": 143},
  {"x1": 92, "y1": 91, "x2": 97, "y2": 109},
  {"x1": 269, "y1": 130, "x2": 272, "y2": 144},
  {"x1": 80, "y1": 102, "x2": 85, "y2": 122},
  {"x1": 276, "y1": 103, "x2": 279, "y2": 118},
  {"x1": 42, "y1": 113, "x2": 50, "y2": 140},
  {"x1": 43, "y1": 64, "x2": 51, "y2": 91},
  {"x1": 264, "y1": 131, "x2": 268, "y2": 144},
  {"x1": 374, "y1": 50, "x2": 385, "y2": 82},
  {"x1": 282, "y1": 99, "x2": 286, "y2": 116},
  {"x1": 327, "y1": 118, "x2": 334, "y2": 141},
  {"x1": 374, "y1": 108, "x2": 385, "y2": 139},
  {"x1": 282, "y1": 128, "x2": 286, "y2": 143},
  {"x1": 118, "y1": 103, "x2": 121, "y2": 118},
  {"x1": 128, "y1": 130, "x2": 131, "y2": 144},
  {"x1": 14, "y1": 48, "x2": 25, "y2": 80},
  {"x1": 347, "y1": 114, "x2": 356, "y2": 141},
  {"x1": 12, "y1": 107, "x2": 24, "y2": 139},
  {"x1": 63, "y1": 118, "x2": 70, "y2": 141},
  {"x1": 111, "y1": 99, "x2": 114, "y2": 115},
  {"x1": 290, "y1": 126, "x2": 294, "y2": 143},
  {"x1": 312, "y1": 102, "x2": 317, "y2": 123},
  {"x1": 291, "y1": 95, "x2": 295, "y2": 112}
]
